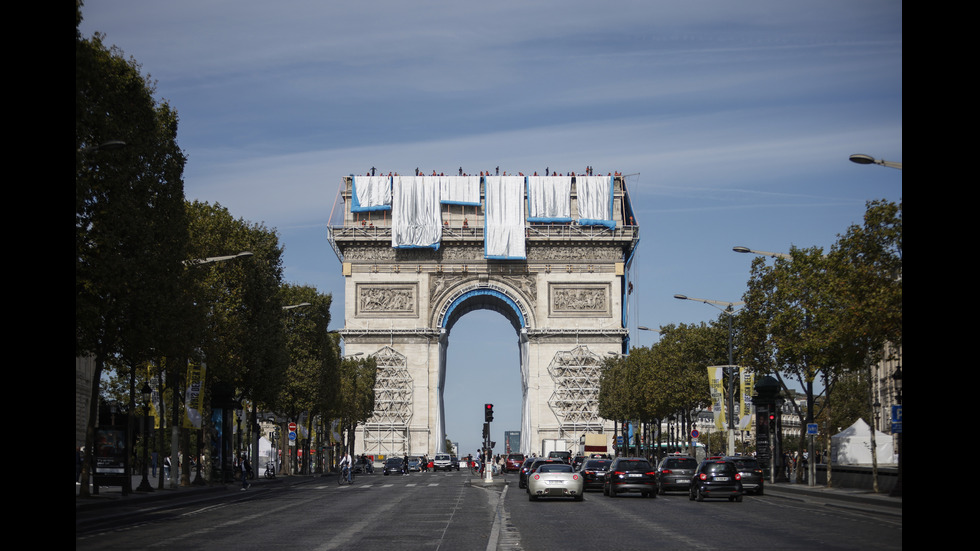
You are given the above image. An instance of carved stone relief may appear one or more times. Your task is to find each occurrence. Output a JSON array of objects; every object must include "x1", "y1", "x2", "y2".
[
  {"x1": 356, "y1": 283, "x2": 418, "y2": 317},
  {"x1": 549, "y1": 283, "x2": 611, "y2": 317}
]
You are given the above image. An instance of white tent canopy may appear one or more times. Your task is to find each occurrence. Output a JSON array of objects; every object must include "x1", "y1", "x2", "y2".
[{"x1": 830, "y1": 418, "x2": 897, "y2": 465}]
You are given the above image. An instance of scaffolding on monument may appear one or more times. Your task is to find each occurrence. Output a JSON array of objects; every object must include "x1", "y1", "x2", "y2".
[
  {"x1": 362, "y1": 346, "x2": 414, "y2": 456},
  {"x1": 547, "y1": 345, "x2": 606, "y2": 437}
]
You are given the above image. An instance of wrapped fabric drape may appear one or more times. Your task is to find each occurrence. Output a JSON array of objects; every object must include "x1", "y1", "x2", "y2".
[
  {"x1": 484, "y1": 176, "x2": 526, "y2": 259},
  {"x1": 576, "y1": 175, "x2": 615, "y2": 228},
  {"x1": 439, "y1": 175, "x2": 481, "y2": 205},
  {"x1": 519, "y1": 329, "x2": 531, "y2": 455},
  {"x1": 351, "y1": 175, "x2": 391, "y2": 212},
  {"x1": 392, "y1": 175, "x2": 441, "y2": 249},
  {"x1": 527, "y1": 176, "x2": 572, "y2": 222}
]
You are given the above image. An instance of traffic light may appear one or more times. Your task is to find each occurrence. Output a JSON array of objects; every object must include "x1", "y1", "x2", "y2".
[
  {"x1": 483, "y1": 422, "x2": 490, "y2": 439},
  {"x1": 485, "y1": 403, "x2": 494, "y2": 422}
]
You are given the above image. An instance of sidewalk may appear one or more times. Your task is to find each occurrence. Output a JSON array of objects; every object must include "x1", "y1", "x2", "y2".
[
  {"x1": 75, "y1": 471, "x2": 318, "y2": 512},
  {"x1": 763, "y1": 480, "x2": 902, "y2": 514}
]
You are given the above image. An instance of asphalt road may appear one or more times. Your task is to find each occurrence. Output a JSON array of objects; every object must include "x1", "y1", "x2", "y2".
[
  {"x1": 76, "y1": 470, "x2": 901, "y2": 550},
  {"x1": 504, "y1": 481, "x2": 901, "y2": 551}
]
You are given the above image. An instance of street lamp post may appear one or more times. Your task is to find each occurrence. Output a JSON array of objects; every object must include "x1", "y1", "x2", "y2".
[
  {"x1": 176, "y1": 250, "x2": 254, "y2": 489},
  {"x1": 732, "y1": 246, "x2": 791, "y2": 260},
  {"x1": 637, "y1": 325, "x2": 665, "y2": 341},
  {"x1": 674, "y1": 294, "x2": 744, "y2": 456},
  {"x1": 136, "y1": 382, "x2": 154, "y2": 492},
  {"x1": 848, "y1": 154, "x2": 903, "y2": 170},
  {"x1": 265, "y1": 301, "x2": 316, "y2": 476},
  {"x1": 183, "y1": 251, "x2": 254, "y2": 267}
]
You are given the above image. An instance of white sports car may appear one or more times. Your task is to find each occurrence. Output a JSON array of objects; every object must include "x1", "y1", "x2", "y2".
[{"x1": 526, "y1": 463, "x2": 584, "y2": 501}]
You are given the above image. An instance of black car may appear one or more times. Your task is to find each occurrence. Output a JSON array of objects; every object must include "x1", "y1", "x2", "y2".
[
  {"x1": 689, "y1": 459, "x2": 744, "y2": 502},
  {"x1": 578, "y1": 458, "x2": 611, "y2": 491},
  {"x1": 656, "y1": 455, "x2": 699, "y2": 494},
  {"x1": 603, "y1": 457, "x2": 657, "y2": 498},
  {"x1": 520, "y1": 458, "x2": 560, "y2": 489},
  {"x1": 724, "y1": 456, "x2": 764, "y2": 495},
  {"x1": 518, "y1": 458, "x2": 537, "y2": 489},
  {"x1": 382, "y1": 457, "x2": 405, "y2": 476}
]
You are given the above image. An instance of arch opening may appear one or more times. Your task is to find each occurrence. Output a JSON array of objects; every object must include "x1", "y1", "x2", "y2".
[{"x1": 436, "y1": 288, "x2": 530, "y2": 454}]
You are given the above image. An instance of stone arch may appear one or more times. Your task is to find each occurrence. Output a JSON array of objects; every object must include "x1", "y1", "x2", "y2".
[
  {"x1": 328, "y1": 174, "x2": 639, "y2": 458},
  {"x1": 436, "y1": 283, "x2": 531, "y2": 333},
  {"x1": 430, "y1": 278, "x2": 534, "y2": 453}
]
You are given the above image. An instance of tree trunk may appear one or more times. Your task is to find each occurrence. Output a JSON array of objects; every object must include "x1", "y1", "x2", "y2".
[{"x1": 79, "y1": 353, "x2": 105, "y2": 498}]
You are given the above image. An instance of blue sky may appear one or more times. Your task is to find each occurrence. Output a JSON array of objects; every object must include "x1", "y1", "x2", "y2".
[{"x1": 78, "y1": 1, "x2": 902, "y2": 457}]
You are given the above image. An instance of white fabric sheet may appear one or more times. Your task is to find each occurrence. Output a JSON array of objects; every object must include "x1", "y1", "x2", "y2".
[
  {"x1": 352, "y1": 175, "x2": 391, "y2": 211},
  {"x1": 484, "y1": 176, "x2": 526, "y2": 259},
  {"x1": 527, "y1": 176, "x2": 572, "y2": 221},
  {"x1": 576, "y1": 175, "x2": 615, "y2": 228},
  {"x1": 391, "y1": 175, "x2": 441, "y2": 249},
  {"x1": 439, "y1": 176, "x2": 481, "y2": 205},
  {"x1": 519, "y1": 329, "x2": 531, "y2": 455}
]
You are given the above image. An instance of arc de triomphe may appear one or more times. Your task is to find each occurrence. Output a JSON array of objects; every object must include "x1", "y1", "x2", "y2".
[{"x1": 326, "y1": 173, "x2": 639, "y2": 457}]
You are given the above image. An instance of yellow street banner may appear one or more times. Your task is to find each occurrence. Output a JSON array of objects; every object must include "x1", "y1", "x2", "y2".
[
  {"x1": 739, "y1": 369, "x2": 754, "y2": 429},
  {"x1": 183, "y1": 362, "x2": 206, "y2": 429},
  {"x1": 707, "y1": 366, "x2": 726, "y2": 430}
]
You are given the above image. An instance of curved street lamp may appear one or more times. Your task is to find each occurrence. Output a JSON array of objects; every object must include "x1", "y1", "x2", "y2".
[
  {"x1": 674, "y1": 294, "x2": 744, "y2": 456},
  {"x1": 849, "y1": 153, "x2": 902, "y2": 170},
  {"x1": 77, "y1": 140, "x2": 127, "y2": 155},
  {"x1": 180, "y1": 249, "x2": 254, "y2": 487},
  {"x1": 732, "y1": 246, "x2": 791, "y2": 260},
  {"x1": 637, "y1": 325, "x2": 666, "y2": 344},
  {"x1": 183, "y1": 251, "x2": 254, "y2": 267}
]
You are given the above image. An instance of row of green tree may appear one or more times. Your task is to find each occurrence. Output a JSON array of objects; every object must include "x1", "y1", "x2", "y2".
[
  {"x1": 76, "y1": 4, "x2": 374, "y2": 496},
  {"x1": 599, "y1": 199, "x2": 902, "y2": 470}
]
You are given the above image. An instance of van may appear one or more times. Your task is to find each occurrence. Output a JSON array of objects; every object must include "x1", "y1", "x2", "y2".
[
  {"x1": 432, "y1": 453, "x2": 453, "y2": 471},
  {"x1": 547, "y1": 450, "x2": 571, "y2": 463}
]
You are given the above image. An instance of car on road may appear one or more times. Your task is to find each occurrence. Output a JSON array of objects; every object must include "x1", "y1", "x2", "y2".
[
  {"x1": 518, "y1": 458, "x2": 536, "y2": 488},
  {"x1": 519, "y1": 458, "x2": 560, "y2": 489},
  {"x1": 656, "y1": 455, "x2": 698, "y2": 495},
  {"x1": 505, "y1": 453, "x2": 525, "y2": 472},
  {"x1": 577, "y1": 458, "x2": 611, "y2": 491},
  {"x1": 603, "y1": 457, "x2": 657, "y2": 498},
  {"x1": 689, "y1": 459, "x2": 744, "y2": 502},
  {"x1": 450, "y1": 455, "x2": 460, "y2": 470},
  {"x1": 724, "y1": 456, "x2": 764, "y2": 495},
  {"x1": 383, "y1": 457, "x2": 405, "y2": 476},
  {"x1": 432, "y1": 453, "x2": 453, "y2": 471},
  {"x1": 407, "y1": 456, "x2": 422, "y2": 472},
  {"x1": 526, "y1": 462, "x2": 584, "y2": 501},
  {"x1": 353, "y1": 456, "x2": 374, "y2": 474}
]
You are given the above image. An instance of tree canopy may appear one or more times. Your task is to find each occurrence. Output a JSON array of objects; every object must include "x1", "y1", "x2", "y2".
[{"x1": 76, "y1": 1, "x2": 190, "y2": 497}]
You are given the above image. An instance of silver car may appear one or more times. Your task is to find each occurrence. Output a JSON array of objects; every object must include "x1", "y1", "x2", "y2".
[{"x1": 527, "y1": 463, "x2": 584, "y2": 501}]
